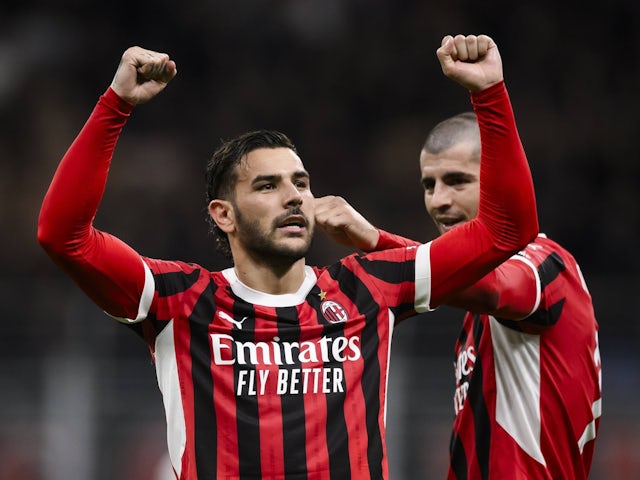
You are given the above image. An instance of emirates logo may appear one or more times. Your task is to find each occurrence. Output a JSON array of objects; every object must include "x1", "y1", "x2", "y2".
[{"x1": 320, "y1": 300, "x2": 348, "y2": 323}]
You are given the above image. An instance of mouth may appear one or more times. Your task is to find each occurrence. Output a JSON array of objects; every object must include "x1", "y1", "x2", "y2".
[
  {"x1": 276, "y1": 214, "x2": 308, "y2": 234},
  {"x1": 435, "y1": 216, "x2": 465, "y2": 233}
]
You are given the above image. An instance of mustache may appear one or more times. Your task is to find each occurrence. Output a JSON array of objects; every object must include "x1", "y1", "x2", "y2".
[{"x1": 272, "y1": 207, "x2": 309, "y2": 227}]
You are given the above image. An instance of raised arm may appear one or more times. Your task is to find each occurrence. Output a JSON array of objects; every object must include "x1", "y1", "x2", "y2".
[
  {"x1": 37, "y1": 47, "x2": 177, "y2": 320},
  {"x1": 426, "y1": 34, "x2": 538, "y2": 308}
]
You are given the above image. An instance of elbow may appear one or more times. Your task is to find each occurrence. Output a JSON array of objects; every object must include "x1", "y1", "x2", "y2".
[
  {"x1": 511, "y1": 210, "x2": 539, "y2": 253},
  {"x1": 37, "y1": 216, "x2": 59, "y2": 257},
  {"x1": 523, "y1": 204, "x2": 540, "y2": 244},
  {"x1": 37, "y1": 211, "x2": 71, "y2": 259},
  {"x1": 520, "y1": 214, "x2": 539, "y2": 247},
  {"x1": 493, "y1": 208, "x2": 539, "y2": 254}
]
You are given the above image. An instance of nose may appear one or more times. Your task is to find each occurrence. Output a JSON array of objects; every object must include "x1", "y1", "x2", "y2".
[
  {"x1": 429, "y1": 183, "x2": 452, "y2": 211},
  {"x1": 283, "y1": 181, "x2": 304, "y2": 207}
]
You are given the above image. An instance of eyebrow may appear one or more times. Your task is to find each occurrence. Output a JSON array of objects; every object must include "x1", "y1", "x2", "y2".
[
  {"x1": 442, "y1": 171, "x2": 477, "y2": 181},
  {"x1": 251, "y1": 170, "x2": 310, "y2": 186},
  {"x1": 421, "y1": 171, "x2": 477, "y2": 187}
]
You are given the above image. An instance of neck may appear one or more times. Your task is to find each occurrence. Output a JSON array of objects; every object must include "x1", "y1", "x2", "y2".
[{"x1": 232, "y1": 256, "x2": 307, "y2": 294}]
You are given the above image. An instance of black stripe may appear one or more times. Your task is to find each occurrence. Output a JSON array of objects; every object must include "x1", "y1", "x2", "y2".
[
  {"x1": 155, "y1": 268, "x2": 201, "y2": 296},
  {"x1": 515, "y1": 297, "x2": 565, "y2": 328},
  {"x1": 498, "y1": 252, "x2": 568, "y2": 329},
  {"x1": 355, "y1": 256, "x2": 415, "y2": 286},
  {"x1": 230, "y1": 299, "x2": 262, "y2": 479},
  {"x1": 450, "y1": 315, "x2": 490, "y2": 479},
  {"x1": 277, "y1": 306, "x2": 308, "y2": 479},
  {"x1": 191, "y1": 280, "x2": 218, "y2": 480},
  {"x1": 330, "y1": 264, "x2": 384, "y2": 478},
  {"x1": 308, "y1": 285, "x2": 351, "y2": 479},
  {"x1": 135, "y1": 268, "x2": 200, "y2": 339},
  {"x1": 469, "y1": 316, "x2": 490, "y2": 480},
  {"x1": 537, "y1": 251, "x2": 565, "y2": 288},
  {"x1": 125, "y1": 310, "x2": 166, "y2": 340},
  {"x1": 449, "y1": 431, "x2": 468, "y2": 480}
]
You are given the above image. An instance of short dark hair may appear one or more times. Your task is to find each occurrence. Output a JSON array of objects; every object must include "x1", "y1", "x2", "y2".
[
  {"x1": 205, "y1": 130, "x2": 298, "y2": 258},
  {"x1": 422, "y1": 111, "x2": 480, "y2": 159}
]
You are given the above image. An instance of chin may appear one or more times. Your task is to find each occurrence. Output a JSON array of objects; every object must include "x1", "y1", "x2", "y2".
[
  {"x1": 272, "y1": 239, "x2": 312, "y2": 260},
  {"x1": 441, "y1": 224, "x2": 460, "y2": 234}
]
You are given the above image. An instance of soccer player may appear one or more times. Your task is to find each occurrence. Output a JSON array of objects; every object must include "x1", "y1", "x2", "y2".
[
  {"x1": 321, "y1": 42, "x2": 602, "y2": 480},
  {"x1": 38, "y1": 35, "x2": 538, "y2": 479}
]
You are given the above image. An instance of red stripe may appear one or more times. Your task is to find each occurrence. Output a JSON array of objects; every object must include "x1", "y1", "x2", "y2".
[
  {"x1": 210, "y1": 284, "x2": 241, "y2": 478},
  {"x1": 255, "y1": 308, "x2": 286, "y2": 475},
  {"x1": 299, "y1": 302, "x2": 330, "y2": 475}
]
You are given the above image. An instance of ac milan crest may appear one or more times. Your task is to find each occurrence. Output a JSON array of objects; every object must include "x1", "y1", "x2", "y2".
[{"x1": 320, "y1": 300, "x2": 348, "y2": 323}]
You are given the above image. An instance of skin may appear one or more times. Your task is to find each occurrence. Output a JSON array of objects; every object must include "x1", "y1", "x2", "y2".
[
  {"x1": 420, "y1": 140, "x2": 480, "y2": 234},
  {"x1": 110, "y1": 46, "x2": 177, "y2": 105},
  {"x1": 208, "y1": 147, "x2": 315, "y2": 294}
]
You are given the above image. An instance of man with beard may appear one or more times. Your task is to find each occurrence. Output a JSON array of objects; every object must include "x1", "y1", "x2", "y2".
[{"x1": 38, "y1": 34, "x2": 538, "y2": 479}]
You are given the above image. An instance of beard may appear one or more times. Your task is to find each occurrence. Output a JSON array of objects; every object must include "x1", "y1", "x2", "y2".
[{"x1": 234, "y1": 206, "x2": 314, "y2": 267}]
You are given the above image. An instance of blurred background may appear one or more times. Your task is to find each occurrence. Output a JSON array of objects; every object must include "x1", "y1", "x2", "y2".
[{"x1": 1, "y1": 0, "x2": 639, "y2": 478}]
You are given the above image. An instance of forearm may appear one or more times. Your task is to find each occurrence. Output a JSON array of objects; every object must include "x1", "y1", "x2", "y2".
[
  {"x1": 38, "y1": 88, "x2": 133, "y2": 251},
  {"x1": 428, "y1": 82, "x2": 538, "y2": 307},
  {"x1": 373, "y1": 229, "x2": 421, "y2": 251},
  {"x1": 472, "y1": 81, "x2": 538, "y2": 250},
  {"x1": 38, "y1": 88, "x2": 147, "y2": 318}
]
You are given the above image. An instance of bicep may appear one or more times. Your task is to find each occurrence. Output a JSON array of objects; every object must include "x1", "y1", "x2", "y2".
[
  {"x1": 53, "y1": 229, "x2": 151, "y2": 320},
  {"x1": 447, "y1": 255, "x2": 540, "y2": 320}
]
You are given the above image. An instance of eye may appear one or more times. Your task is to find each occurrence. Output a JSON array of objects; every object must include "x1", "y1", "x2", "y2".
[
  {"x1": 294, "y1": 179, "x2": 309, "y2": 189},
  {"x1": 449, "y1": 177, "x2": 472, "y2": 189},
  {"x1": 422, "y1": 179, "x2": 435, "y2": 193},
  {"x1": 257, "y1": 183, "x2": 275, "y2": 191}
]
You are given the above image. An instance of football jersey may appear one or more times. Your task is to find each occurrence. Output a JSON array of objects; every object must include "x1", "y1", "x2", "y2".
[
  {"x1": 124, "y1": 248, "x2": 427, "y2": 479},
  {"x1": 448, "y1": 235, "x2": 602, "y2": 479},
  {"x1": 38, "y1": 81, "x2": 537, "y2": 479}
]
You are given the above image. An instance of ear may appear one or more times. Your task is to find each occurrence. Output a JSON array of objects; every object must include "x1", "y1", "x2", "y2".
[{"x1": 208, "y1": 199, "x2": 235, "y2": 234}]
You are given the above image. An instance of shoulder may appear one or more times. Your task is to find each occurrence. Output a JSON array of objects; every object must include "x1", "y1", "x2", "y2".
[
  {"x1": 516, "y1": 234, "x2": 572, "y2": 266},
  {"x1": 143, "y1": 257, "x2": 212, "y2": 275}
]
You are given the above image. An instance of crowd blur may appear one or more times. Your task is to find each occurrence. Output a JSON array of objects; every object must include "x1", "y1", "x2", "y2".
[{"x1": 1, "y1": 1, "x2": 639, "y2": 478}]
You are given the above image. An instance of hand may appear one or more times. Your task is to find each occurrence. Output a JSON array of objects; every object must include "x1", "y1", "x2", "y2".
[
  {"x1": 314, "y1": 196, "x2": 380, "y2": 251},
  {"x1": 436, "y1": 34, "x2": 503, "y2": 92},
  {"x1": 110, "y1": 46, "x2": 177, "y2": 105}
]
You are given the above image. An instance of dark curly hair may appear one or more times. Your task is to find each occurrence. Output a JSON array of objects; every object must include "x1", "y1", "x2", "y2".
[{"x1": 205, "y1": 130, "x2": 298, "y2": 258}]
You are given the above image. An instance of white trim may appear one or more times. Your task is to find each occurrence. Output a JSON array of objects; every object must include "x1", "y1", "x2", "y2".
[
  {"x1": 383, "y1": 309, "x2": 396, "y2": 426},
  {"x1": 578, "y1": 398, "x2": 602, "y2": 453},
  {"x1": 414, "y1": 242, "x2": 433, "y2": 313},
  {"x1": 510, "y1": 254, "x2": 542, "y2": 318},
  {"x1": 222, "y1": 266, "x2": 317, "y2": 306},
  {"x1": 111, "y1": 258, "x2": 155, "y2": 324},
  {"x1": 491, "y1": 316, "x2": 546, "y2": 466},
  {"x1": 154, "y1": 321, "x2": 186, "y2": 478}
]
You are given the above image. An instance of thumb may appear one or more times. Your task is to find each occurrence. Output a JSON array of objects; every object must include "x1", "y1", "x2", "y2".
[{"x1": 436, "y1": 35, "x2": 456, "y2": 70}]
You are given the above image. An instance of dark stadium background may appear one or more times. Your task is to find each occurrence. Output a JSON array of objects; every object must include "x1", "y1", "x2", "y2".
[{"x1": 1, "y1": 1, "x2": 638, "y2": 478}]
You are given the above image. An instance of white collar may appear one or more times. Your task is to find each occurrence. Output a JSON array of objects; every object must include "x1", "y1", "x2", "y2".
[{"x1": 221, "y1": 265, "x2": 318, "y2": 307}]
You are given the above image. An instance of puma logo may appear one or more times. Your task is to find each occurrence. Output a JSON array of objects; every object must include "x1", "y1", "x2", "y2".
[{"x1": 218, "y1": 311, "x2": 248, "y2": 330}]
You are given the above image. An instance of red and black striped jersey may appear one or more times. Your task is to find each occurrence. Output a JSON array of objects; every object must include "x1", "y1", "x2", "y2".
[
  {"x1": 448, "y1": 235, "x2": 602, "y2": 479},
  {"x1": 38, "y1": 81, "x2": 537, "y2": 479},
  {"x1": 130, "y1": 248, "x2": 425, "y2": 479}
]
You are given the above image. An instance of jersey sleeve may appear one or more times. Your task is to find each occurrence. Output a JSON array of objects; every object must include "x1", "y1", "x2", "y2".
[
  {"x1": 373, "y1": 229, "x2": 421, "y2": 250},
  {"x1": 37, "y1": 88, "x2": 151, "y2": 321},
  {"x1": 447, "y1": 251, "x2": 540, "y2": 320},
  {"x1": 426, "y1": 82, "x2": 538, "y2": 309}
]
